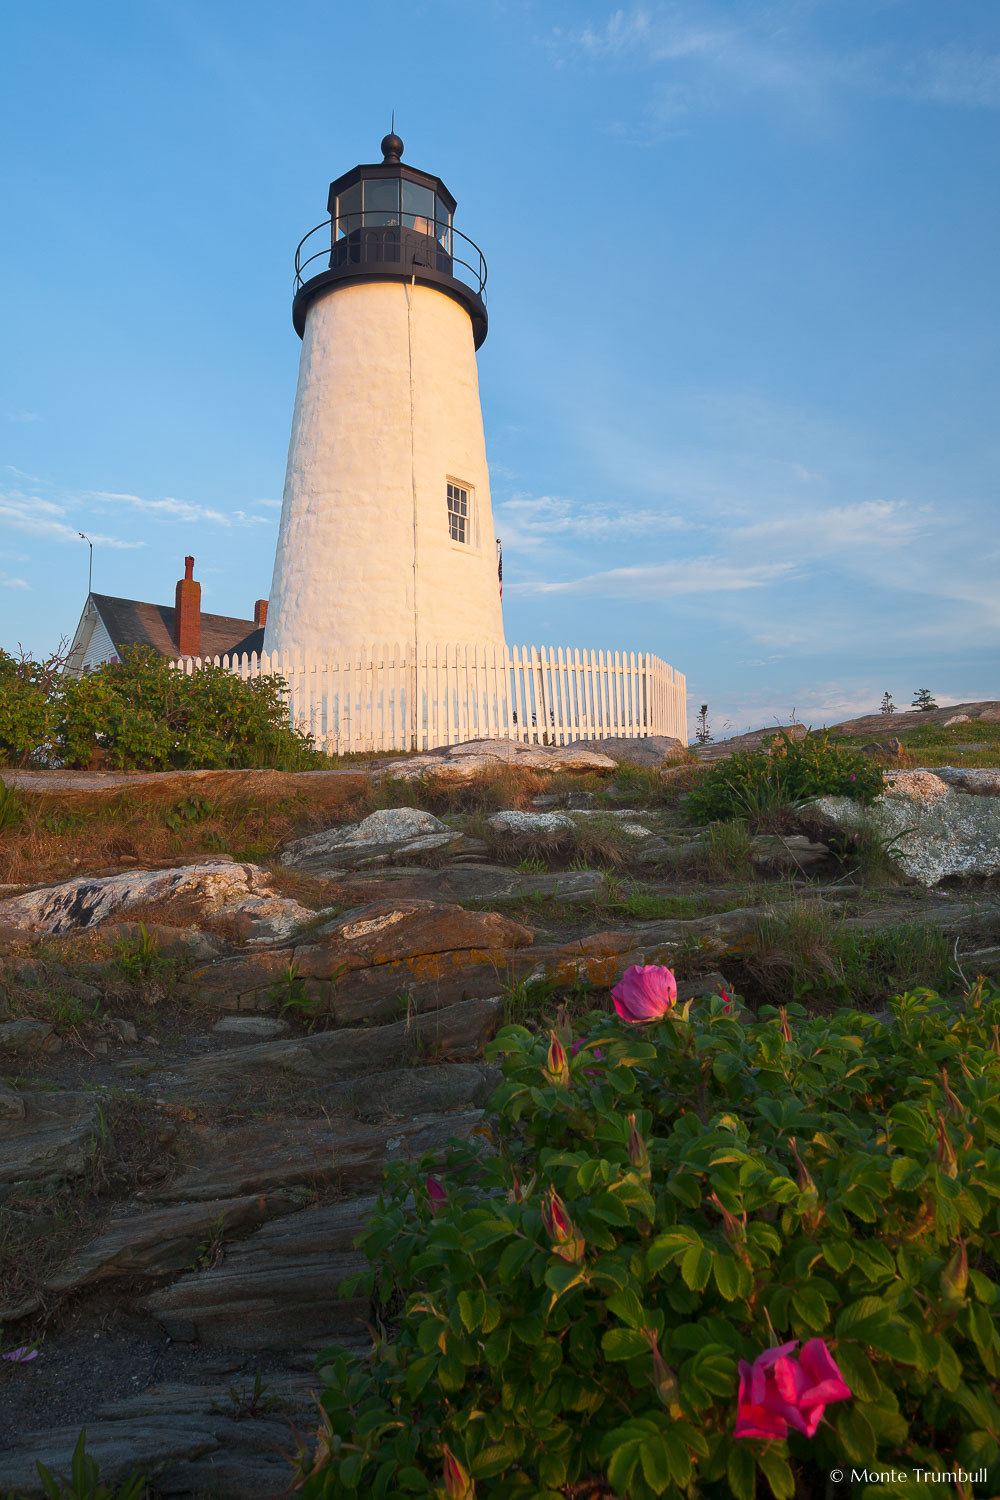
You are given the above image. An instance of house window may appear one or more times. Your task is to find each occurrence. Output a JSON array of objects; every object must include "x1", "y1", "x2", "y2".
[{"x1": 447, "y1": 481, "x2": 473, "y2": 545}]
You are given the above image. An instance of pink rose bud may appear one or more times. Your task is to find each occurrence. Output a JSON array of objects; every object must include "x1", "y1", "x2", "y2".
[
  {"x1": 425, "y1": 1176, "x2": 447, "y2": 1213},
  {"x1": 442, "y1": 1444, "x2": 475, "y2": 1500},
  {"x1": 719, "y1": 989, "x2": 733, "y2": 1015},
  {"x1": 611, "y1": 965, "x2": 677, "y2": 1024},
  {"x1": 778, "y1": 1005, "x2": 793, "y2": 1043},
  {"x1": 626, "y1": 1113, "x2": 651, "y2": 1177},
  {"x1": 735, "y1": 1339, "x2": 851, "y2": 1441},
  {"x1": 935, "y1": 1112, "x2": 959, "y2": 1178},
  {"x1": 544, "y1": 1030, "x2": 570, "y2": 1087},
  {"x1": 540, "y1": 1187, "x2": 585, "y2": 1263}
]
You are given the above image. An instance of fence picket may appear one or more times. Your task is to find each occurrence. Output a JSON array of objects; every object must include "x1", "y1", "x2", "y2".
[{"x1": 168, "y1": 641, "x2": 685, "y2": 754}]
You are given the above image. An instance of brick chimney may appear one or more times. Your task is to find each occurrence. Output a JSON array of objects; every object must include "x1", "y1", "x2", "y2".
[
  {"x1": 174, "y1": 555, "x2": 201, "y2": 656},
  {"x1": 254, "y1": 599, "x2": 268, "y2": 628}
]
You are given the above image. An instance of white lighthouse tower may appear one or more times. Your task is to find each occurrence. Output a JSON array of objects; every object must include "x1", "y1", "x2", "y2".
[{"x1": 263, "y1": 132, "x2": 505, "y2": 662}]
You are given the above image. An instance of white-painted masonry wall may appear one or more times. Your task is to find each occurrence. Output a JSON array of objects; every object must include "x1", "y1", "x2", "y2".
[
  {"x1": 264, "y1": 280, "x2": 505, "y2": 661},
  {"x1": 171, "y1": 645, "x2": 687, "y2": 754}
]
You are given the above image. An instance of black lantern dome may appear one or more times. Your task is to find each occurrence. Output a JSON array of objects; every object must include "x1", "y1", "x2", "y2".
[{"x1": 292, "y1": 133, "x2": 488, "y2": 348}]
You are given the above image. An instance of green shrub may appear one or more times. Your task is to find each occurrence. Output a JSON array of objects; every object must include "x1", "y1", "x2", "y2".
[
  {"x1": 56, "y1": 648, "x2": 321, "y2": 770},
  {"x1": 686, "y1": 730, "x2": 885, "y2": 828},
  {"x1": 293, "y1": 982, "x2": 1000, "y2": 1498},
  {"x1": 0, "y1": 647, "x2": 61, "y2": 766}
]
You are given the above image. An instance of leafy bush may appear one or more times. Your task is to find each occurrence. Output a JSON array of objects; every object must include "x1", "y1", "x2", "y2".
[
  {"x1": 0, "y1": 647, "x2": 62, "y2": 766},
  {"x1": 686, "y1": 730, "x2": 885, "y2": 827},
  {"x1": 56, "y1": 648, "x2": 321, "y2": 770},
  {"x1": 292, "y1": 982, "x2": 1000, "y2": 1498}
]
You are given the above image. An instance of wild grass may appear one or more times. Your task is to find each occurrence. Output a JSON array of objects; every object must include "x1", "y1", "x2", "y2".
[
  {"x1": 666, "y1": 822, "x2": 756, "y2": 883},
  {"x1": 830, "y1": 719, "x2": 1000, "y2": 768},
  {"x1": 739, "y1": 900, "x2": 955, "y2": 1010},
  {"x1": 483, "y1": 814, "x2": 644, "y2": 873},
  {"x1": 0, "y1": 789, "x2": 329, "y2": 886}
]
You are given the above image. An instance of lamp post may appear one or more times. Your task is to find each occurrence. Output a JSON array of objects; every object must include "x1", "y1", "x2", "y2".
[{"x1": 78, "y1": 533, "x2": 93, "y2": 595}]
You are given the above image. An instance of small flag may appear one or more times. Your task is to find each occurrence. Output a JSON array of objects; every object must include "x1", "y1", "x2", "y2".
[{"x1": 496, "y1": 538, "x2": 503, "y2": 600}]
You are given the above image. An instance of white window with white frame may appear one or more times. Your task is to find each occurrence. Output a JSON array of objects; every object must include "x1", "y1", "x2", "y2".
[{"x1": 446, "y1": 479, "x2": 475, "y2": 546}]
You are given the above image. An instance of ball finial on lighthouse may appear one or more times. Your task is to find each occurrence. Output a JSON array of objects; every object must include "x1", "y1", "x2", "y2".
[
  {"x1": 263, "y1": 134, "x2": 504, "y2": 666},
  {"x1": 380, "y1": 130, "x2": 404, "y2": 164}
]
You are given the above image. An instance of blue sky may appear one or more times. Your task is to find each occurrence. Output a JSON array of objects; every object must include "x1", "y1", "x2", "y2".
[{"x1": 2, "y1": 0, "x2": 997, "y2": 735}]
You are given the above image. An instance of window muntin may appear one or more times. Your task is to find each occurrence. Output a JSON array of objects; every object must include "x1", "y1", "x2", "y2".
[{"x1": 447, "y1": 481, "x2": 472, "y2": 545}]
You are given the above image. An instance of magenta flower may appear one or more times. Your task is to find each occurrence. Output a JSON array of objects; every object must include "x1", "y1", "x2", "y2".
[
  {"x1": 425, "y1": 1176, "x2": 447, "y2": 1213},
  {"x1": 719, "y1": 989, "x2": 733, "y2": 1015},
  {"x1": 1, "y1": 1347, "x2": 38, "y2": 1364},
  {"x1": 735, "y1": 1340, "x2": 851, "y2": 1440},
  {"x1": 611, "y1": 965, "x2": 677, "y2": 1023}
]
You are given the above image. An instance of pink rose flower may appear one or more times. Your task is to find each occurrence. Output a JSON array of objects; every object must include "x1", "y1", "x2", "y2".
[
  {"x1": 735, "y1": 1339, "x2": 851, "y2": 1440},
  {"x1": 611, "y1": 965, "x2": 677, "y2": 1023},
  {"x1": 1, "y1": 1346, "x2": 38, "y2": 1364},
  {"x1": 425, "y1": 1176, "x2": 447, "y2": 1213}
]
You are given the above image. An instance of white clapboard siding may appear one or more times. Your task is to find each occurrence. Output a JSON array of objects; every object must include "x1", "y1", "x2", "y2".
[{"x1": 170, "y1": 643, "x2": 687, "y2": 754}]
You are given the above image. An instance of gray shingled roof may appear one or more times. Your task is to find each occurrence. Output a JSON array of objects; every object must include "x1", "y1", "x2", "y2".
[{"x1": 91, "y1": 594, "x2": 265, "y2": 661}]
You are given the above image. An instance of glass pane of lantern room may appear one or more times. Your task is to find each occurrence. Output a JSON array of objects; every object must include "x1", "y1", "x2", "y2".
[
  {"x1": 335, "y1": 182, "x2": 361, "y2": 237},
  {"x1": 402, "y1": 180, "x2": 435, "y2": 234},
  {"x1": 363, "y1": 177, "x2": 400, "y2": 226},
  {"x1": 436, "y1": 197, "x2": 452, "y2": 250}
]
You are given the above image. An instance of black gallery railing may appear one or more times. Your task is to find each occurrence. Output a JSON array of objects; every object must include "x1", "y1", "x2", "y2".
[{"x1": 294, "y1": 217, "x2": 488, "y2": 302}]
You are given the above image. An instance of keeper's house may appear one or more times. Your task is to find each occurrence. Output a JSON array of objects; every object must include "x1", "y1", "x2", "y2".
[{"x1": 65, "y1": 557, "x2": 267, "y2": 676}]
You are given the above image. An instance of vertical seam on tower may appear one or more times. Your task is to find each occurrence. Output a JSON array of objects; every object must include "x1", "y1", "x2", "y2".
[{"x1": 404, "y1": 280, "x2": 419, "y2": 747}]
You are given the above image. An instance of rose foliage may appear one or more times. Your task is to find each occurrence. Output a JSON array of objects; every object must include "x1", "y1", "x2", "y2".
[
  {"x1": 0, "y1": 646, "x2": 321, "y2": 770},
  {"x1": 293, "y1": 983, "x2": 1000, "y2": 1500},
  {"x1": 684, "y1": 728, "x2": 885, "y2": 825}
]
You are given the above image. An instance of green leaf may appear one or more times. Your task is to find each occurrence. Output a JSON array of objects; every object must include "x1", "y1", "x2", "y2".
[
  {"x1": 791, "y1": 1284, "x2": 830, "y2": 1331},
  {"x1": 756, "y1": 1446, "x2": 795, "y2": 1499},
  {"x1": 680, "y1": 1245, "x2": 713, "y2": 1292},
  {"x1": 713, "y1": 1252, "x2": 741, "y2": 1301},
  {"x1": 638, "y1": 1436, "x2": 673, "y2": 1495},
  {"x1": 668, "y1": 1173, "x2": 703, "y2": 1209},
  {"x1": 602, "y1": 1326, "x2": 651, "y2": 1361},
  {"x1": 458, "y1": 1288, "x2": 485, "y2": 1332},
  {"x1": 648, "y1": 1228, "x2": 703, "y2": 1272},
  {"x1": 727, "y1": 1444, "x2": 756, "y2": 1500},
  {"x1": 836, "y1": 1404, "x2": 877, "y2": 1463},
  {"x1": 822, "y1": 1239, "x2": 854, "y2": 1273}
]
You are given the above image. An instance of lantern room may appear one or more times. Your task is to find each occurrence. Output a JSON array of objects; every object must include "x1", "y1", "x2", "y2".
[{"x1": 292, "y1": 132, "x2": 487, "y2": 346}]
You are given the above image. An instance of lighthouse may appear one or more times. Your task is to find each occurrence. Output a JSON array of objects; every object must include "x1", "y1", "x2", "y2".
[{"x1": 263, "y1": 132, "x2": 505, "y2": 662}]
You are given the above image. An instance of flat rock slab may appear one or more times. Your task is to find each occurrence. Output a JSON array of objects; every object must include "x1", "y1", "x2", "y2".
[
  {"x1": 563, "y1": 734, "x2": 688, "y2": 766},
  {"x1": 0, "y1": 1412, "x2": 298, "y2": 1500},
  {"x1": 374, "y1": 739, "x2": 617, "y2": 782},
  {"x1": 42, "y1": 1194, "x2": 295, "y2": 1297},
  {"x1": 808, "y1": 774, "x2": 1000, "y2": 885},
  {"x1": 181, "y1": 899, "x2": 532, "y2": 1019},
  {"x1": 929, "y1": 767, "x2": 1000, "y2": 796},
  {"x1": 0, "y1": 1089, "x2": 100, "y2": 1199},
  {"x1": 0, "y1": 765, "x2": 368, "y2": 805},
  {"x1": 154, "y1": 1109, "x2": 487, "y2": 1202},
  {"x1": 144, "y1": 1196, "x2": 378, "y2": 1349},
  {"x1": 751, "y1": 834, "x2": 831, "y2": 869},
  {"x1": 282, "y1": 807, "x2": 461, "y2": 872},
  {"x1": 0, "y1": 860, "x2": 311, "y2": 937},
  {"x1": 156, "y1": 995, "x2": 503, "y2": 1104}
]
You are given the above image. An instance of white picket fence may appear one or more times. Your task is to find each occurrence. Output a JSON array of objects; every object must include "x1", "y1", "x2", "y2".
[{"x1": 170, "y1": 642, "x2": 687, "y2": 755}]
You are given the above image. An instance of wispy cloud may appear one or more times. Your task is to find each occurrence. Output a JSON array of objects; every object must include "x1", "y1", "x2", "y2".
[
  {"x1": 512, "y1": 555, "x2": 794, "y2": 598},
  {"x1": 6, "y1": 410, "x2": 40, "y2": 423},
  {"x1": 92, "y1": 491, "x2": 275, "y2": 527},
  {"x1": 0, "y1": 573, "x2": 29, "y2": 590},
  {"x1": 495, "y1": 493, "x2": 690, "y2": 549},
  {"x1": 0, "y1": 495, "x2": 143, "y2": 549},
  {"x1": 730, "y1": 499, "x2": 933, "y2": 559},
  {"x1": 560, "y1": 5, "x2": 1000, "y2": 118}
]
